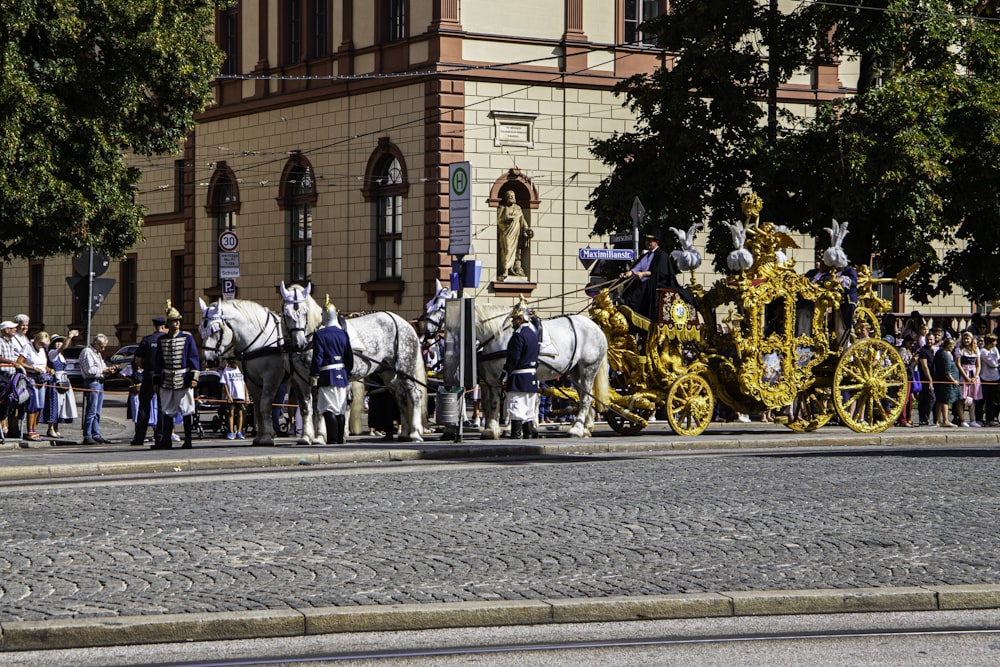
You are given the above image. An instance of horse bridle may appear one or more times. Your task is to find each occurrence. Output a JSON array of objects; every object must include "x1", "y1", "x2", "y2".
[
  {"x1": 202, "y1": 304, "x2": 284, "y2": 361},
  {"x1": 201, "y1": 310, "x2": 234, "y2": 361},
  {"x1": 282, "y1": 294, "x2": 313, "y2": 353}
]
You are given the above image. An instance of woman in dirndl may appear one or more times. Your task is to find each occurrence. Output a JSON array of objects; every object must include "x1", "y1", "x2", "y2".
[
  {"x1": 43, "y1": 331, "x2": 79, "y2": 438},
  {"x1": 16, "y1": 331, "x2": 52, "y2": 441},
  {"x1": 956, "y1": 330, "x2": 983, "y2": 426}
]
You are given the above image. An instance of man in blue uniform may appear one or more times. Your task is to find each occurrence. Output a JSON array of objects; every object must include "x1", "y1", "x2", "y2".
[
  {"x1": 500, "y1": 300, "x2": 539, "y2": 439},
  {"x1": 151, "y1": 301, "x2": 200, "y2": 449},
  {"x1": 131, "y1": 316, "x2": 167, "y2": 447},
  {"x1": 311, "y1": 317, "x2": 354, "y2": 444}
]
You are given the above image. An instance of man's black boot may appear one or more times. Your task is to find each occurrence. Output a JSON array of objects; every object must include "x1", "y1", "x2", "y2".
[
  {"x1": 508, "y1": 420, "x2": 523, "y2": 439},
  {"x1": 182, "y1": 415, "x2": 194, "y2": 448},
  {"x1": 333, "y1": 414, "x2": 346, "y2": 444},
  {"x1": 524, "y1": 421, "x2": 539, "y2": 439},
  {"x1": 324, "y1": 413, "x2": 337, "y2": 444}
]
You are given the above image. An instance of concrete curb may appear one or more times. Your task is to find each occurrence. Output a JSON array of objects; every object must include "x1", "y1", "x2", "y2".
[{"x1": 3, "y1": 584, "x2": 1000, "y2": 651}]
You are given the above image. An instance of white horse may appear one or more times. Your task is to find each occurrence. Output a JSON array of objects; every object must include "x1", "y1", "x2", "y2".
[
  {"x1": 423, "y1": 283, "x2": 610, "y2": 439},
  {"x1": 279, "y1": 284, "x2": 427, "y2": 442},
  {"x1": 198, "y1": 298, "x2": 317, "y2": 446}
]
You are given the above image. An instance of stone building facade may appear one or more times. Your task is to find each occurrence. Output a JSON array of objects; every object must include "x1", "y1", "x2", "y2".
[{"x1": 0, "y1": 1, "x2": 977, "y2": 345}]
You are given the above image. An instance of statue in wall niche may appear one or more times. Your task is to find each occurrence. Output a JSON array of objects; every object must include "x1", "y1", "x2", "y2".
[{"x1": 497, "y1": 189, "x2": 533, "y2": 281}]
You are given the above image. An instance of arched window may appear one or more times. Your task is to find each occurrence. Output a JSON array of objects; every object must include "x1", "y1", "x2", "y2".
[
  {"x1": 278, "y1": 153, "x2": 317, "y2": 285},
  {"x1": 362, "y1": 139, "x2": 408, "y2": 284},
  {"x1": 374, "y1": 155, "x2": 403, "y2": 279},
  {"x1": 206, "y1": 162, "x2": 240, "y2": 288}
]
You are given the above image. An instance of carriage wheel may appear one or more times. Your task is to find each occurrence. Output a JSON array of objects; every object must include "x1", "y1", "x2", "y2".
[
  {"x1": 833, "y1": 338, "x2": 907, "y2": 433},
  {"x1": 785, "y1": 385, "x2": 834, "y2": 432},
  {"x1": 605, "y1": 405, "x2": 652, "y2": 436},
  {"x1": 665, "y1": 374, "x2": 714, "y2": 436}
]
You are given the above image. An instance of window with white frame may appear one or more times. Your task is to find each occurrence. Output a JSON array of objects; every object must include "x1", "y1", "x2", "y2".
[
  {"x1": 374, "y1": 156, "x2": 403, "y2": 280},
  {"x1": 624, "y1": 0, "x2": 663, "y2": 46},
  {"x1": 283, "y1": 164, "x2": 314, "y2": 285}
]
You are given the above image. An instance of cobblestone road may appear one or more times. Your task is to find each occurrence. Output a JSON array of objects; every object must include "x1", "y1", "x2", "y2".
[{"x1": 1, "y1": 450, "x2": 999, "y2": 622}]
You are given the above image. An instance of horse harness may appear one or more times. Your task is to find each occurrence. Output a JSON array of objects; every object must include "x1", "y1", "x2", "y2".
[
  {"x1": 204, "y1": 308, "x2": 285, "y2": 363},
  {"x1": 285, "y1": 307, "x2": 431, "y2": 391},
  {"x1": 477, "y1": 316, "x2": 578, "y2": 377}
]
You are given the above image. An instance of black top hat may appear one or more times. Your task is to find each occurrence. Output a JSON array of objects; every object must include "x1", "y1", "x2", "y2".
[
  {"x1": 152, "y1": 316, "x2": 166, "y2": 326},
  {"x1": 643, "y1": 231, "x2": 660, "y2": 243}
]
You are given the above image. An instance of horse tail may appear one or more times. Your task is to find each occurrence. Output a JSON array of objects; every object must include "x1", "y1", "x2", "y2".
[
  {"x1": 412, "y1": 342, "x2": 429, "y2": 421},
  {"x1": 592, "y1": 347, "x2": 610, "y2": 408}
]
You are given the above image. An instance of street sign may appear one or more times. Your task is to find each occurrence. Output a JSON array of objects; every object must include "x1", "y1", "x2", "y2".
[
  {"x1": 218, "y1": 230, "x2": 239, "y2": 252},
  {"x1": 221, "y1": 278, "x2": 237, "y2": 300},
  {"x1": 630, "y1": 197, "x2": 646, "y2": 227},
  {"x1": 448, "y1": 162, "x2": 473, "y2": 256},
  {"x1": 609, "y1": 232, "x2": 633, "y2": 244},
  {"x1": 72, "y1": 247, "x2": 110, "y2": 277},
  {"x1": 630, "y1": 197, "x2": 645, "y2": 256},
  {"x1": 67, "y1": 276, "x2": 116, "y2": 315},
  {"x1": 578, "y1": 248, "x2": 635, "y2": 262},
  {"x1": 219, "y1": 251, "x2": 240, "y2": 278}
]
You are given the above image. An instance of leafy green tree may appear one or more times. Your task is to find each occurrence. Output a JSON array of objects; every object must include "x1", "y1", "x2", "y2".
[
  {"x1": 588, "y1": 0, "x2": 818, "y2": 274},
  {"x1": 0, "y1": 1, "x2": 225, "y2": 260},
  {"x1": 590, "y1": 0, "x2": 1000, "y2": 302}
]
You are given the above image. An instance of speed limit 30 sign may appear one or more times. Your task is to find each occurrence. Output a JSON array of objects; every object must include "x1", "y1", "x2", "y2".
[{"x1": 218, "y1": 230, "x2": 239, "y2": 252}]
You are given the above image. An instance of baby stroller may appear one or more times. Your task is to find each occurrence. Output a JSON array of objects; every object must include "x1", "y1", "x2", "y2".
[
  {"x1": 192, "y1": 371, "x2": 226, "y2": 438},
  {"x1": 0, "y1": 371, "x2": 31, "y2": 443}
]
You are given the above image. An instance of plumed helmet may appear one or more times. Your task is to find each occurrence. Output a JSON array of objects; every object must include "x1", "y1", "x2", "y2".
[
  {"x1": 511, "y1": 299, "x2": 530, "y2": 321},
  {"x1": 322, "y1": 294, "x2": 341, "y2": 328},
  {"x1": 164, "y1": 299, "x2": 182, "y2": 321}
]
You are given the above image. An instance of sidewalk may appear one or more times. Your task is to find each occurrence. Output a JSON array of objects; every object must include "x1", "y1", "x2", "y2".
[{"x1": 2, "y1": 398, "x2": 999, "y2": 482}]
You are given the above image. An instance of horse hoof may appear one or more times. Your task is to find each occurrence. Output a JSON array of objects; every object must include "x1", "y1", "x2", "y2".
[{"x1": 296, "y1": 437, "x2": 311, "y2": 446}]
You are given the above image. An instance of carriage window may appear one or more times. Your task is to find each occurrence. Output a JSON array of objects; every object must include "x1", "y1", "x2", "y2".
[
  {"x1": 764, "y1": 297, "x2": 786, "y2": 338},
  {"x1": 795, "y1": 297, "x2": 815, "y2": 337}
]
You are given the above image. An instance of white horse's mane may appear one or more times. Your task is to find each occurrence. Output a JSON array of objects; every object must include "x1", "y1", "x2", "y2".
[
  {"x1": 220, "y1": 298, "x2": 275, "y2": 329},
  {"x1": 474, "y1": 304, "x2": 512, "y2": 340}
]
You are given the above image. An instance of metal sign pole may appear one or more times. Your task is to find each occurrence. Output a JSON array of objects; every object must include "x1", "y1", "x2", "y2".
[{"x1": 86, "y1": 246, "x2": 94, "y2": 345}]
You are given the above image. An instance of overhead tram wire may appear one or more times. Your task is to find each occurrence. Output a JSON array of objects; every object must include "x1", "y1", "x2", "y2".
[
  {"x1": 137, "y1": 43, "x2": 861, "y2": 194},
  {"x1": 142, "y1": 48, "x2": 642, "y2": 197},
  {"x1": 802, "y1": 0, "x2": 1000, "y2": 23}
]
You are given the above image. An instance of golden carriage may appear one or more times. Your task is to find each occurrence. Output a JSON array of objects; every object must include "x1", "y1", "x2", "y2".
[{"x1": 585, "y1": 195, "x2": 908, "y2": 436}]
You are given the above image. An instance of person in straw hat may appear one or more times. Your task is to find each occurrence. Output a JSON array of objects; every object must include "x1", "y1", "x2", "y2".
[{"x1": 151, "y1": 300, "x2": 200, "y2": 449}]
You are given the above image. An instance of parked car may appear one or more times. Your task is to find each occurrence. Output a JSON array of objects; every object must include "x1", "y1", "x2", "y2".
[
  {"x1": 107, "y1": 344, "x2": 139, "y2": 391},
  {"x1": 63, "y1": 345, "x2": 86, "y2": 387},
  {"x1": 65, "y1": 344, "x2": 140, "y2": 390}
]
